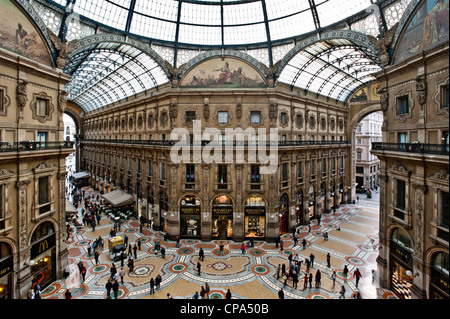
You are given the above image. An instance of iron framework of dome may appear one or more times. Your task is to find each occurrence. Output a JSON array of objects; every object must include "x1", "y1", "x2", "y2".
[{"x1": 28, "y1": 0, "x2": 414, "y2": 113}]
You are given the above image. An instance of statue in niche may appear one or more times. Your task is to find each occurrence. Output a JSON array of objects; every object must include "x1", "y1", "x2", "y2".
[
  {"x1": 367, "y1": 23, "x2": 399, "y2": 66},
  {"x1": 415, "y1": 76, "x2": 427, "y2": 110},
  {"x1": 16, "y1": 80, "x2": 28, "y2": 112},
  {"x1": 58, "y1": 90, "x2": 68, "y2": 112},
  {"x1": 48, "y1": 28, "x2": 77, "y2": 69}
]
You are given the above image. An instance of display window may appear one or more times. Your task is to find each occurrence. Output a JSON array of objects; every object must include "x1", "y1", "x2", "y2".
[
  {"x1": 0, "y1": 243, "x2": 13, "y2": 299},
  {"x1": 212, "y1": 195, "x2": 233, "y2": 239},
  {"x1": 30, "y1": 222, "x2": 56, "y2": 289},
  {"x1": 180, "y1": 195, "x2": 201, "y2": 238},
  {"x1": 245, "y1": 196, "x2": 266, "y2": 238}
]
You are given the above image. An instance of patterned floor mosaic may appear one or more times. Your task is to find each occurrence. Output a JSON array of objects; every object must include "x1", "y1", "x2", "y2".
[{"x1": 42, "y1": 188, "x2": 396, "y2": 300}]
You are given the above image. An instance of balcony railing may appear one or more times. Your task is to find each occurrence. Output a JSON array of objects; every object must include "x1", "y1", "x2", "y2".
[
  {"x1": 372, "y1": 142, "x2": 449, "y2": 156},
  {"x1": 0, "y1": 141, "x2": 74, "y2": 152},
  {"x1": 82, "y1": 139, "x2": 351, "y2": 148}
]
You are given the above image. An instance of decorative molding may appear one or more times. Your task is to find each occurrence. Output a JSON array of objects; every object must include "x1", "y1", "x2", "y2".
[
  {"x1": 433, "y1": 76, "x2": 449, "y2": 117},
  {"x1": 391, "y1": 89, "x2": 414, "y2": 123},
  {"x1": 30, "y1": 91, "x2": 55, "y2": 123}
]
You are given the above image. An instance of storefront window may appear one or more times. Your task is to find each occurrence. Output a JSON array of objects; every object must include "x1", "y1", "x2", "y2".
[
  {"x1": 430, "y1": 252, "x2": 449, "y2": 299},
  {"x1": 30, "y1": 222, "x2": 56, "y2": 289},
  {"x1": 245, "y1": 196, "x2": 266, "y2": 239},
  {"x1": 279, "y1": 193, "x2": 289, "y2": 233},
  {"x1": 180, "y1": 195, "x2": 201, "y2": 238},
  {"x1": 0, "y1": 242, "x2": 13, "y2": 299},
  {"x1": 212, "y1": 195, "x2": 233, "y2": 240},
  {"x1": 390, "y1": 228, "x2": 413, "y2": 299}
]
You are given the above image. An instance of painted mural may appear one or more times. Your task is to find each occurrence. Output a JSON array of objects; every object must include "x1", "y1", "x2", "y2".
[
  {"x1": 181, "y1": 58, "x2": 266, "y2": 88},
  {"x1": 0, "y1": 0, "x2": 52, "y2": 66},
  {"x1": 394, "y1": 0, "x2": 449, "y2": 63},
  {"x1": 350, "y1": 83, "x2": 382, "y2": 103}
]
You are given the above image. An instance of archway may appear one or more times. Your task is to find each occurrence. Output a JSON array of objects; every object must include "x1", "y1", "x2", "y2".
[
  {"x1": 63, "y1": 102, "x2": 83, "y2": 173},
  {"x1": 346, "y1": 83, "x2": 384, "y2": 204}
]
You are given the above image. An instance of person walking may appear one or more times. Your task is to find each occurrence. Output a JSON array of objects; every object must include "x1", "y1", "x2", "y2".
[
  {"x1": 112, "y1": 280, "x2": 119, "y2": 299},
  {"x1": 105, "y1": 279, "x2": 112, "y2": 299},
  {"x1": 161, "y1": 246, "x2": 166, "y2": 258},
  {"x1": 200, "y1": 286, "x2": 206, "y2": 299},
  {"x1": 354, "y1": 268, "x2": 362, "y2": 288},
  {"x1": 302, "y1": 238, "x2": 307, "y2": 250},
  {"x1": 64, "y1": 288, "x2": 72, "y2": 299},
  {"x1": 196, "y1": 262, "x2": 202, "y2": 276},
  {"x1": 119, "y1": 267, "x2": 126, "y2": 285},
  {"x1": 176, "y1": 236, "x2": 180, "y2": 248},
  {"x1": 276, "y1": 264, "x2": 281, "y2": 280},
  {"x1": 331, "y1": 270, "x2": 337, "y2": 290},
  {"x1": 339, "y1": 285, "x2": 346, "y2": 299},
  {"x1": 137, "y1": 238, "x2": 141, "y2": 250},
  {"x1": 199, "y1": 248, "x2": 205, "y2": 261},
  {"x1": 308, "y1": 273, "x2": 313, "y2": 289},
  {"x1": 133, "y1": 243, "x2": 138, "y2": 259},
  {"x1": 283, "y1": 272, "x2": 289, "y2": 287},
  {"x1": 149, "y1": 277, "x2": 155, "y2": 294},
  {"x1": 241, "y1": 243, "x2": 246, "y2": 254},
  {"x1": 94, "y1": 250, "x2": 100, "y2": 265},
  {"x1": 279, "y1": 238, "x2": 284, "y2": 251},
  {"x1": 343, "y1": 265, "x2": 349, "y2": 281},
  {"x1": 309, "y1": 253, "x2": 315, "y2": 268},
  {"x1": 278, "y1": 288, "x2": 284, "y2": 299},
  {"x1": 293, "y1": 235, "x2": 298, "y2": 247},
  {"x1": 205, "y1": 282, "x2": 210, "y2": 299},
  {"x1": 155, "y1": 274, "x2": 162, "y2": 290},
  {"x1": 303, "y1": 273, "x2": 308, "y2": 289},
  {"x1": 292, "y1": 272, "x2": 298, "y2": 289},
  {"x1": 81, "y1": 265, "x2": 86, "y2": 282},
  {"x1": 315, "y1": 269, "x2": 321, "y2": 288},
  {"x1": 327, "y1": 252, "x2": 331, "y2": 268}
]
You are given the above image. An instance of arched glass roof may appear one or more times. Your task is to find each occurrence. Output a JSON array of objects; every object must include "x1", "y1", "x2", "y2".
[
  {"x1": 29, "y1": 0, "x2": 413, "y2": 112},
  {"x1": 46, "y1": 0, "x2": 375, "y2": 46}
]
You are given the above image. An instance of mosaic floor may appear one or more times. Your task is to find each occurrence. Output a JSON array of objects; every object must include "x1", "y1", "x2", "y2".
[{"x1": 41, "y1": 187, "x2": 397, "y2": 300}]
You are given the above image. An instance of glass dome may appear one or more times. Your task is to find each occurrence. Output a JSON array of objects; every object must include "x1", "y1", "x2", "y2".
[
  {"x1": 48, "y1": 0, "x2": 374, "y2": 47},
  {"x1": 30, "y1": 0, "x2": 413, "y2": 112}
]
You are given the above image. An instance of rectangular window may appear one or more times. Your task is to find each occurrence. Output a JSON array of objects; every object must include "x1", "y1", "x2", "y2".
[
  {"x1": 185, "y1": 164, "x2": 195, "y2": 188},
  {"x1": 357, "y1": 152, "x2": 362, "y2": 160},
  {"x1": 161, "y1": 113, "x2": 167, "y2": 125},
  {"x1": 218, "y1": 111, "x2": 228, "y2": 124},
  {"x1": 281, "y1": 112, "x2": 287, "y2": 125},
  {"x1": 218, "y1": 165, "x2": 227, "y2": 189},
  {"x1": 322, "y1": 158, "x2": 327, "y2": 177},
  {"x1": 160, "y1": 162, "x2": 166, "y2": 186},
  {"x1": 442, "y1": 85, "x2": 449, "y2": 109},
  {"x1": 36, "y1": 98, "x2": 48, "y2": 116},
  {"x1": 297, "y1": 162, "x2": 303, "y2": 183},
  {"x1": 38, "y1": 176, "x2": 50, "y2": 214},
  {"x1": 37, "y1": 132, "x2": 47, "y2": 148},
  {"x1": 137, "y1": 158, "x2": 141, "y2": 174},
  {"x1": 296, "y1": 115, "x2": 302, "y2": 126},
  {"x1": 185, "y1": 111, "x2": 196, "y2": 124},
  {"x1": 396, "y1": 179, "x2": 406, "y2": 211},
  {"x1": 251, "y1": 165, "x2": 260, "y2": 189},
  {"x1": 397, "y1": 95, "x2": 409, "y2": 114},
  {"x1": 0, "y1": 89, "x2": 4, "y2": 112},
  {"x1": 282, "y1": 163, "x2": 288, "y2": 187},
  {"x1": 356, "y1": 166, "x2": 364, "y2": 174},
  {"x1": 311, "y1": 160, "x2": 316, "y2": 180},
  {"x1": 441, "y1": 192, "x2": 449, "y2": 229},
  {"x1": 250, "y1": 111, "x2": 261, "y2": 124}
]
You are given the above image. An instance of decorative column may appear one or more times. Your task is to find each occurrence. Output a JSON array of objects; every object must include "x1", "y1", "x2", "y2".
[
  {"x1": 266, "y1": 173, "x2": 279, "y2": 241},
  {"x1": 234, "y1": 164, "x2": 244, "y2": 241},
  {"x1": 201, "y1": 163, "x2": 212, "y2": 241},
  {"x1": 15, "y1": 179, "x2": 32, "y2": 298},
  {"x1": 57, "y1": 171, "x2": 69, "y2": 278},
  {"x1": 166, "y1": 163, "x2": 179, "y2": 240},
  {"x1": 411, "y1": 182, "x2": 428, "y2": 299}
]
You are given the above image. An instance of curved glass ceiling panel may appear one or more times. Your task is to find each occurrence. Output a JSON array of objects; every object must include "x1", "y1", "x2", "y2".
[
  {"x1": 44, "y1": 0, "x2": 381, "y2": 46},
  {"x1": 315, "y1": 0, "x2": 372, "y2": 28},
  {"x1": 278, "y1": 39, "x2": 381, "y2": 101},
  {"x1": 64, "y1": 42, "x2": 169, "y2": 113}
]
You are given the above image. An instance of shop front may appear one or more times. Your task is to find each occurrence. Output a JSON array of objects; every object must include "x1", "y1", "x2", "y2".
[
  {"x1": 146, "y1": 188, "x2": 155, "y2": 229},
  {"x1": 390, "y1": 228, "x2": 414, "y2": 299},
  {"x1": 244, "y1": 196, "x2": 266, "y2": 239},
  {"x1": 0, "y1": 242, "x2": 13, "y2": 299},
  {"x1": 430, "y1": 252, "x2": 449, "y2": 299},
  {"x1": 212, "y1": 195, "x2": 233, "y2": 240},
  {"x1": 180, "y1": 195, "x2": 201, "y2": 238},
  {"x1": 279, "y1": 193, "x2": 289, "y2": 234},
  {"x1": 30, "y1": 222, "x2": 56, "y2": 290}
]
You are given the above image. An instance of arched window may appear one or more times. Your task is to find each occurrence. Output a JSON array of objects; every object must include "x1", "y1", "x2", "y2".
[
  {"x1": 391, "y1": 228, "x2": 413, "y2": 252},
  {"x1": 31, "y1": 221, "x2": 54, "y2": 244}
]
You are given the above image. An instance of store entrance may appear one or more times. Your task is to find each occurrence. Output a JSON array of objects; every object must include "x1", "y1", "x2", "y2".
[{"x1": 212, "y1": 195, "x2": 233, "y2": 240}]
